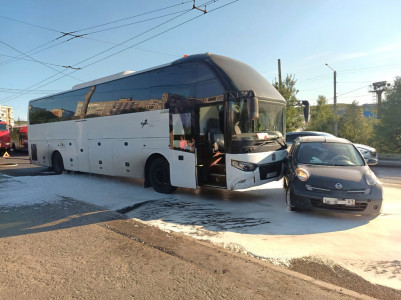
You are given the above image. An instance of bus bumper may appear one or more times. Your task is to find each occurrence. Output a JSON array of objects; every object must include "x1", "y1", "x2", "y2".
[{"x1": 227, "y1": 161, "x2": 285, "y2": 190}]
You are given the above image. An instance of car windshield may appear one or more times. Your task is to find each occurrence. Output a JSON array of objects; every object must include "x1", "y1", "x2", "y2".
[
  {"x1": 296, "y1": 142, "x2": 365, "y2": 166},
  {"x1": 0, "y1": 124, "x2": 7, "y2": 131}
]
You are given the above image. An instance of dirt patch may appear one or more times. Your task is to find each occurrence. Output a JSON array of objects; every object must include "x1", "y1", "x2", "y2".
[
  {"x1": 289, "y1": 257, "x2": 401, "y2": 300},
  {"x1": 104, "y1": 218, "x2": 400, "y2": 299}
]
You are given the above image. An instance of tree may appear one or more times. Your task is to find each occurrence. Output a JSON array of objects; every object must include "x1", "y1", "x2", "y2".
[
  {"x1": 272, "y1": 74, "x2": 304, "y2": 132},
  {"x1": 305, "y1": 95, "x2": 335, "y2": 134},
  {"x1": 337, "y1": 101, "x2": 373, "y2": 144},
  {"x1": 373, "y1": 76, "x2": 401, "y2": 153}
]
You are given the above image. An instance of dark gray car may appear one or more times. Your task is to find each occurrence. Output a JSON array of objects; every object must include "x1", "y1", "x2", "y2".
[
  {"x1": 284, "y1": 136, "x2": 383, "y2": 214},
  {"x1": 286, "y1": 131, "x2": 378, "y2": 165}
]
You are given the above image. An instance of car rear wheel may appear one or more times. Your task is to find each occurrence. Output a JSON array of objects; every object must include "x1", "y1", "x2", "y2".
[{"x1": 285, "y1": 185, "x2": 297, "y2": 211}]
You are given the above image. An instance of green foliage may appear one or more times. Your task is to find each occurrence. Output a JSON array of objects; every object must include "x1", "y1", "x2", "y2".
[
  {"x1": 373, "y1": 77, "x2": 401, "y2": 153},
  {"x1": 272, "y1": 74, "x2": 304, "y2": 132},
  {"x1": 305, "y1": 95, "x2": 335, "y2": 134},
  {"x1": 337, "y1": 101, "x2": 373, "y2": 144}
]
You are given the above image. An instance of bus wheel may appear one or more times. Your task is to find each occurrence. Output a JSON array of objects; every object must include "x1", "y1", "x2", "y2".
[
  {"x1": 52, "y1": 152, "x2": 64, "y2": 175},
  {"x1": 148, "y1": 157, "x2": 177, "y2": 194}
]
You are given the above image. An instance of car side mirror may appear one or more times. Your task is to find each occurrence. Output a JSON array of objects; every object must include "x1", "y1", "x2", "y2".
[{"x1": 366, "y1": 158, "x2": 378, "y2": 166}]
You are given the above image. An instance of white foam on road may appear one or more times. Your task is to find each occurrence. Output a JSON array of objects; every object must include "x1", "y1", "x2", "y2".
[{"x1": 1, "y1": 173, "x2": 400, "y2": 290}]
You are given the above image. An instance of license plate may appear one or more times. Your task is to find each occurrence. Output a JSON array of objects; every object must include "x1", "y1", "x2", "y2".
[
  {"x1": 323, "y1": 197, "x2": 355, "y2": 206},
  {"x1": 265, "y1": 171, "x2": 277, "y2": 179}
]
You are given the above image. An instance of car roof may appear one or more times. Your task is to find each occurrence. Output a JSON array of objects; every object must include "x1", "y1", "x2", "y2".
[
  {"x1": 286, "y1": 131, "x2": 334, "y2": 136},
  {"x1": 297, "y1": 136, "x2": 351, "y2": 144}
]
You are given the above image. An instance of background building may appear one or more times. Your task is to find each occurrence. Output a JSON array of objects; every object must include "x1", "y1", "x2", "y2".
[{"x1": 0, "y1": 105, "x2": 14, "y2": 127}]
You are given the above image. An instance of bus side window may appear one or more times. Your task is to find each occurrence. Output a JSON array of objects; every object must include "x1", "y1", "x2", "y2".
[{"x1": 171, "y1": 112, "x2": 194, "y2": 152}]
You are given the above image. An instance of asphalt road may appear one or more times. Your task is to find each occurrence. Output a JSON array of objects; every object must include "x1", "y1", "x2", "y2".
[{"x1": 1, "y1": 153, "x2": 400, "y2": 299}]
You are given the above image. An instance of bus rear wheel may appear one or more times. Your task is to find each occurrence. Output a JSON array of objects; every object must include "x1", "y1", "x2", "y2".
[
  {"x1": 52, "y1": 152, "x2": 64, "y2": 175},
  {"x1": 148, "y1": 157, "x2": 177, "y2": 194}
]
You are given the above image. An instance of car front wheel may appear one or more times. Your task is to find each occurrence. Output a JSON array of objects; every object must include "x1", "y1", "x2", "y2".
[{"x1": 285, "y1": 185, "x2": 297, "y2": 212}]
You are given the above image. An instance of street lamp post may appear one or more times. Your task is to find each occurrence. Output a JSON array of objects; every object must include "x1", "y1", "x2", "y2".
[{"x1": 325, "y1": 63, "x2": 337, "y2": 136}]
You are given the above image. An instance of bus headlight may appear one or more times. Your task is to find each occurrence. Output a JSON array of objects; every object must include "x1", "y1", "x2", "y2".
[{"x1": 231, "y1": 160, "x2": 258, "y2": 172}]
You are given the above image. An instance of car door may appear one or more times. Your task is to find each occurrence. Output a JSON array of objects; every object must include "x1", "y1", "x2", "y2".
[{"x1": 286, "y1": 140, "x2": 298, "y2": 184}]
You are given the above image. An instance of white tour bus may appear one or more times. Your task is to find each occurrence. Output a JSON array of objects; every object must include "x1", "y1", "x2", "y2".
[{"x1": 28, "y1": 53, "x2": 291, "y2": 193}]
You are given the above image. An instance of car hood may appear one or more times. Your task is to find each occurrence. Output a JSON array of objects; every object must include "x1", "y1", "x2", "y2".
[
  {"x1": 299, "y1": 164, "x2": 370, "y2": 190},
  {"x1": 0, "y1": 131, "x2": 9, "y2": 138},
  {"x1": 354, "y1": 143, "x2": 375, "y2": 152}
]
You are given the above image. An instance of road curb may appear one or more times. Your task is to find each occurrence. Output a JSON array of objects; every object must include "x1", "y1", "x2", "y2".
[
  {"x1": 192, "y1": 237, "x2": 378, "y2": 300},
  {"x1": 263, "y1": 261, "x2": 376, "y2": 300}
]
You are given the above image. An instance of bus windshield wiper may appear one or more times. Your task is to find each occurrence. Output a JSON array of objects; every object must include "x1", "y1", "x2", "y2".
[
  {"x1": 255, "y1": 140, "x2": 275, "y2": 146},
  {"x1": 276, "y1": 138, "x2": 286, "y2": 148}
]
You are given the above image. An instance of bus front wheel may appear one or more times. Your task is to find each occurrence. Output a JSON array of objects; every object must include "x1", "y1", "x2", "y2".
[
  {"x1": 52, "y1": 152, "x2": 64, "y2": 175},
  {"x1": 148, "y1": 157, "x2": 177, "y2": 194}
]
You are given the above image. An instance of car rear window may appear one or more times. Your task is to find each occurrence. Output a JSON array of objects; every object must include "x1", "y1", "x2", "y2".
[{"x1": 286, "y1": 134, "x2": 303, "y2": 143}]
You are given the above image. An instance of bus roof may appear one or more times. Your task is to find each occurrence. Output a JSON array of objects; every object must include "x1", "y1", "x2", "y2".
[
  {"x1": 71, "y1": 71, "x2": 135, "y2": 90},
  {"x1": 29, "y1": 53, "x2": 285, "y2": 104}
]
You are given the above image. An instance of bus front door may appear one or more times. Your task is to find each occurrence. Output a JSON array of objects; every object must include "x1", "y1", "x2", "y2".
[
  {"x1": 196, "y1": 104, "x2": 226, "y2": 188},
  {"x1": 169, "y1": 111, "x2": 197, "y2": 189}
]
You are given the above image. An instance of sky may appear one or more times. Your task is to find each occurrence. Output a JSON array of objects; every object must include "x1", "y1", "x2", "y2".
[
  {"x1": 1, "y1": 0, "x2": 401, "y2": 121},
  {"x1": 1, "y1": 171, "x2": 400, "y2": 290}
]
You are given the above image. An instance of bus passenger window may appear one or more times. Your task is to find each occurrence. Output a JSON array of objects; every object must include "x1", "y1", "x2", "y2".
[{"x1": 171, "y1": 113, "x2": 194, "y2": 152}]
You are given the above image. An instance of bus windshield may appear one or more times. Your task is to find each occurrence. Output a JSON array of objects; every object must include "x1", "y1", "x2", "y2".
[
  {"x1": 0, "y1": 124, "x2": 7, "y2": 131},
  {"x1": 230, "y1": 99, "x2": 285, "y2": 138},
  {"x1": 229, "y1": 99, "x2": 285, "y2": 153}
]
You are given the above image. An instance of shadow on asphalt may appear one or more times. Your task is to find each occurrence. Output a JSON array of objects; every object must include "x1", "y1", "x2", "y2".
[
  {"x1": 0, "y1": 152, "x2": 49, "y2": 177},
  {"x1": 0, "y1": 198, "x2": 124, "y2": 239}
]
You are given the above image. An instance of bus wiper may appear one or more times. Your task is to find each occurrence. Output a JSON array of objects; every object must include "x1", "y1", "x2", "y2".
[
  {"x1": 255, "y1": 140, "x2": 275, "y2": 146},
  {"x1": 255, "y1": 137, "x2": 286, "y2": 148},
  {"x1": 276, "y1": 138, "x2": 286, "y2": 148}
]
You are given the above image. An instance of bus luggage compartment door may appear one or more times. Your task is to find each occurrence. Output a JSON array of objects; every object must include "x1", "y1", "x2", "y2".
[{"x1": 169, "y1": 149, "x2": 197, "y2": 189}]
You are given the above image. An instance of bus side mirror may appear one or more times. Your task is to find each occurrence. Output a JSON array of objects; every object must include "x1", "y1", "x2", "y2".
[
  {"x1": 248, "y1": 96, "x2": 259, "y2": 121},
  {"x1": 302, "y1": 100, "x2": 310, "y2": 122}
]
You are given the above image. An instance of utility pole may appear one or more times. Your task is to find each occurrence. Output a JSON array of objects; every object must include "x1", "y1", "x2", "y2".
[
  {"x1": 325, "y1": 63, "x2": 338, "y2": 136},
  {"x1": 278, "y1": 59, "x2": 282, "y2": 91},
  {"x1": 369, "y1": 81, "x2": 388, "y2": 118}
]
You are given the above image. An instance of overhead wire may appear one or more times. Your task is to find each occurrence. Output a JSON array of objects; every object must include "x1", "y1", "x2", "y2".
[
  {"x1": 70, "y1": 0, "x2": 221, "y2": 67},
  {"x1": 1, "y1": 0, "x2": 237, "y2": 104},
  {"x1": 53, "y1": 0, "x2": 233, "y2": 75},
  {"x1": 0, "y1": 53, "x2": 67, "y2": 68},
  {"x1": 77, "y1": 9, "x2": 191, "y2": 37},
  {"x1": 0, "y1": 14, "x2": 61, "y2": 33},
  {"x1": 0, "y1": 40, "x2": 84, "y2": 83},
  {"x1": 0, "y1": 37, "x2": 67, "y2": 68},
  {"x1": 68, "y1": 1, "x2": 193, "y2": 34},
  {"x1": 0, "y1": 87, "x2": 61, "y2": 95},
  {"x1": 0, "y1": 1, "x2": 193, "y2": 68},
  {"x1": 325, "y1": 85, "x2": 369, "y2": 101}
]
